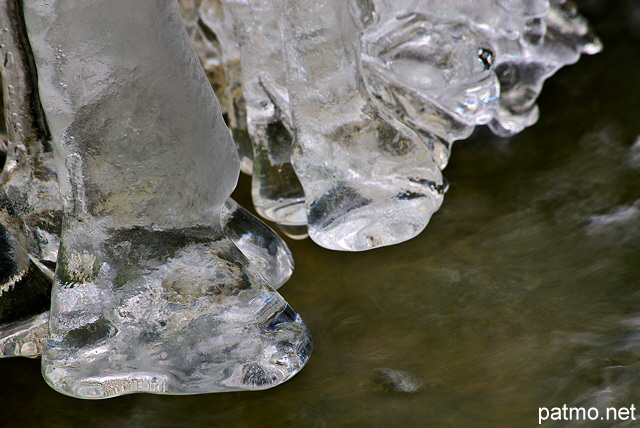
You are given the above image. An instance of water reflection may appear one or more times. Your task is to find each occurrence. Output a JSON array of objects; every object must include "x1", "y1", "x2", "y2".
[{"x1": 1, "y1": 1, "x2": 639, "y2": 427}]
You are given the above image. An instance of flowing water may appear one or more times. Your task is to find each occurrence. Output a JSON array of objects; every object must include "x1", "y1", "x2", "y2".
[{"x1": 1, "y1": 2, "x2": 639, "y2": 427}]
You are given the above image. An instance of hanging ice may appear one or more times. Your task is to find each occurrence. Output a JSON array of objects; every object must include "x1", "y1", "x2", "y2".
[
  {"x1": 0, "y1": 0, "x2": 601, "y2": 397},
  {"x1": 224, "y1": 1, "x2": 308, "y2": 235},
  {"x1": 181, "y1": 0, "x2": 600, "y2": 251},
  {"x1": 278, "y1": 0, "x2": 446, "y2": 251},
  {"x1": 275, "y1": 0, "x2": 600, "y2": 250},
  {"x1": 488, "y1": 0, "x2": 603, "y2": 136},
  {"x1": 16, "y1": 0, "x2": 310, "y2": 398}
]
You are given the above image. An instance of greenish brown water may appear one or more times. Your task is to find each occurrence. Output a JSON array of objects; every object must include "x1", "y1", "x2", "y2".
[{"x1": 2, "y1": 2, "x2": 640, "y2": 427}]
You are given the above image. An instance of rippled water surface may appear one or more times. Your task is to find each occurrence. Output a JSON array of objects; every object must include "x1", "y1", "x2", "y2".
[{"x1": 2, "y1": 2, "x2": 640, "y2": 427}]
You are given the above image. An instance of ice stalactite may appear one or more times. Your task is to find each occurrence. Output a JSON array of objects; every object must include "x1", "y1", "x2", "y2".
[{"x1": 184, "y1": 0, "x2": 601, "y2": 251}]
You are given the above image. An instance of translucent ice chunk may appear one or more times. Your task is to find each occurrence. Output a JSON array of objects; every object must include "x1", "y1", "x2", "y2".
[
  {"x1": 225, "y1": 0, "x2": 307, "y2": 229},
  {"x1": 222, "y1": 199, "x2": 293, "y2": 289},
  {"x1": 277, "y1": 224, "x2": 309, "y2": 241},
  {"x1": 24, "y1": 0, "x2": 310, "y2": 398},
  {"x1": 175, "y1": 0, "x2": 599, "y2": 250},
  {"x1": 279, "y1": 0, "x2": 445, "y2": 251},
  {"x1": 360, "y1": 9, "x2": 499, "y2": 135},
  {"x1": 488, "y1": 0, "x2": 602, "y2": 136},
  {"x1": 273, "y1": 0, "x2": 599, "y2": 251},
  {"x1": 0, "y1": 200, "x2": 293, "y2": 359}
]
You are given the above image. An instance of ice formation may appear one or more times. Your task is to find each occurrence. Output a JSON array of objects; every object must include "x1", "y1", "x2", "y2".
[
  {"x1": 227, "y1": 1, "x2": 307, "y2": 231},
  {"x1": 0, "y1": 0, "x2": 600, "y2": 399},
  {"x1": 0, "y1": 195, "x2": 295, "y2": 360},
  {"x1": 0, "y1": 0, "x2": 60, "y2": 355},
  {"x1": 181, "y1": 0, "x2": 309, "y2": 240},
  {"x1": 0, "y1": 0, "x2": 297, "y2": 362},
  {"x1": 184, "y1": 0, "x2": 601, "y2": 250},
  {"x1": 1, "y1": 0, "x2": 311, "y2": 398}
]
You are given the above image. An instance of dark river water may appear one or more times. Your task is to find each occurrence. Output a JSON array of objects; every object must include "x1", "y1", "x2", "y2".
[{"x1": 1, "y1": 2, "x2": 640, "y2": 427}]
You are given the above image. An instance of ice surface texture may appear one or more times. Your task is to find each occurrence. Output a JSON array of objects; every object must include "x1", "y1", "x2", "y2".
[
  {"x1": 12, "y1": 0, "x2": 310, "y2": 398},
  {"x1": 279, "y1": 0, "x2": 446, "y2": 251},
  {"x1": 0, "y1": 197, "x2": 295, "y2": 359},
  {"x1": 185, "y1": 0, "x2": 600, "y2": 251},
  {"x1": 0, "y1": 0, "x2": 296, "y2": 362}
]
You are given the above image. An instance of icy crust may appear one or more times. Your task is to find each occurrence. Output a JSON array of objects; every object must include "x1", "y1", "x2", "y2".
[
  {"x1": 14, "y1": 0, "x2": 310, "y2": 397},
  {"x1": 183, "y1": 0, "x2": 600, "y2": 251}
]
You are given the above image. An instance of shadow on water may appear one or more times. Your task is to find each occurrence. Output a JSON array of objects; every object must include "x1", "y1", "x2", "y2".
[{"x1": 2, "y1": 1, "x2": 640, "y2": 427}]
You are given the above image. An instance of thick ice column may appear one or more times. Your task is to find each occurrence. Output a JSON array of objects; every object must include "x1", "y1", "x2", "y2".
[
  {"x1": 2, "y1": 0, "x2": 295, "y2": 359},
  {"x1": 24, "y1": 0, "x2": 310, "y2": 398},
  {"x1": 224, "y1": 0, "x2": 307, "y2": 234},
  {"x1": 279, "y1": 0, "x2": 445, "y2": 251}
]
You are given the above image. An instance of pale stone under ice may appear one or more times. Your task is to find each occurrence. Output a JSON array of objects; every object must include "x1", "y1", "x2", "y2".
[{"x1": 0, "y1": 312, "x2": 48, "y2": 358}]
